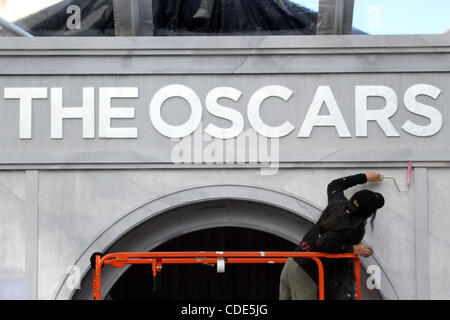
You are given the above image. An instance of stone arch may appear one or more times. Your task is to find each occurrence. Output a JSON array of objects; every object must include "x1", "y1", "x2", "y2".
[{"x1": 52, "y1": 184, "x2": 397, "y2": 300}]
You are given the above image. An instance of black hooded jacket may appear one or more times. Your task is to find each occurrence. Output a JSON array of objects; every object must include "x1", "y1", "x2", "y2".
[{"x1": 293, "y1": 173, "x2": 368, "y2": 300}]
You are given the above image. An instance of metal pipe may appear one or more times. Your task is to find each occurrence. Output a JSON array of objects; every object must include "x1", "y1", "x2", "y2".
[
  {"x1": 94, "y1": 251, "x2": 361, "y2": 300},
  {"x1": 0, "y1": 15, "x2": 33, "y2": 37}
]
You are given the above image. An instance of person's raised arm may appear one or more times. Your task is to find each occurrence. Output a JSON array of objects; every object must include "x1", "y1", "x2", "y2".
[{"x1": 327, "y1": 171, "x2": 382, "y2": 202}]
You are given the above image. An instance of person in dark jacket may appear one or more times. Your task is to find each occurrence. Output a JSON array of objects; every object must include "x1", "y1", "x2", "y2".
[{"x1": 279, "y1": 172, "x2": 384, "y2": 300}]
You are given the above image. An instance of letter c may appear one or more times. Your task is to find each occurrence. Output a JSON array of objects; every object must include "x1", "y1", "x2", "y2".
[{"x1": 247, "y1": 85, "x2": 294, "y2": 138}]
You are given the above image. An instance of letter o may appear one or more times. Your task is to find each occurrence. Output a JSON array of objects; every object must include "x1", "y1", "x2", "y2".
[{"x1": 150, "y1": 84, "x2": 202, "y2": 138}]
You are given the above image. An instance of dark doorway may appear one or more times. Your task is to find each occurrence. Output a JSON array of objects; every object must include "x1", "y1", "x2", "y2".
[{"x1": 107, "y1": 227, "x2": 295, "y2": 300}]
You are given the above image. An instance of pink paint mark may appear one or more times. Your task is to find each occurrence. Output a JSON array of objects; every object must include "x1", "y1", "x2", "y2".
[{"x1": 407, "y1": 161, "x2": 412, "y2": 185}]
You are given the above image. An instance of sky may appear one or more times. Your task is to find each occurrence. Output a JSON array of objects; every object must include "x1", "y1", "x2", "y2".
[
  {"x1": 0, "y1": 0, "x2": 62, "y2": 21},
  {"x1": 351, "y1": 0, "x2": 450, "y2": 34},
  {"x1": 0, "y1": 0, "x2": 449, "y2": 35},
  {"x1": 292, "y1": 0, "x2": 450, "y2": 34}
]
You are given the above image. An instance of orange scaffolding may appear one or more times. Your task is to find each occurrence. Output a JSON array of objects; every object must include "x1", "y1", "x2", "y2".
[{"x1": 92, "y1": 251, "x2": 361, "y2": 300}]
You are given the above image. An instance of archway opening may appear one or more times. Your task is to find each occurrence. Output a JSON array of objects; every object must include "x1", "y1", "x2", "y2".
[
  {"x1": 107, "y1": 227, "x2": 294, "y2": 300},
  {"x1": 70, "y1": 197, "x2": 383, "y2": 300}
]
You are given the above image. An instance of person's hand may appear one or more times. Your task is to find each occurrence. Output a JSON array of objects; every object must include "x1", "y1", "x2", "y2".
[
  {"x1": 366, "y1": 171, "x2": 382, "y2": 182},
  {"x1": 353, "y1": 244, "x2": 373, "y2": 257}
]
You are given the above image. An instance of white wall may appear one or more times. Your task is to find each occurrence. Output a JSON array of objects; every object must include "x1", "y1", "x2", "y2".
[{"x1": 0, "y1": 168, "x2": 423, "y2": 299}]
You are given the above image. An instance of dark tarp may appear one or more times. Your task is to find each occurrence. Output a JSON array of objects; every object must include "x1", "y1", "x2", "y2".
[
  {"x1": 14, "y1": 0, "x2": 115, "y2": 36},
  {"x1": 153, "y1": 0, "x2": 317, "y2": 36},
  {"x1": 9, "y1": 0, "x2": 318, "y2": 36},
  {"x1": 4, "y1": 0, "x2": 363, "y2": 36}
]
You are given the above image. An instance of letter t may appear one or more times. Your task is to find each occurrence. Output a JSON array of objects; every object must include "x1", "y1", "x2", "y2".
[{"x1": 4, "y1": 87, "x2": 48, "y2": 139}]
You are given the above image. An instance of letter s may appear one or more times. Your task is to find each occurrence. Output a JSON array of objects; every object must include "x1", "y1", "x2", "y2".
[
  {"x1": 401, "y1": 84, "x2": 442, "y2": 137},
  {"x1": 205, "y1": 87, "x2": 244, "y2": 139}
]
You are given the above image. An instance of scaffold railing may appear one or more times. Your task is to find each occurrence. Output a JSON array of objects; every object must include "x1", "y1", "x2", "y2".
[{"x1": 92, "y1": 251, "x2": 361, "y2": 300}]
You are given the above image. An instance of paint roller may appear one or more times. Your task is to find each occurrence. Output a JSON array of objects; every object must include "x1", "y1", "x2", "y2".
[{"x1": 380, "y1": 161, "x2": 412, "y2": 193}]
